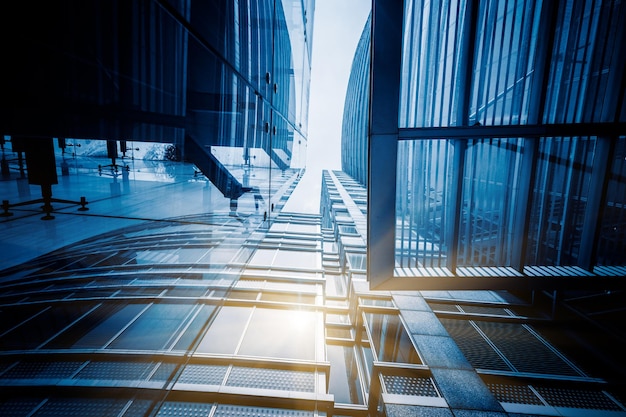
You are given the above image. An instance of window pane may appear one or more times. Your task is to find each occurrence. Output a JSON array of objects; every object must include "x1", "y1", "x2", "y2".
[
  {"x1": 238, "y1": 308, "x2": 317, "y2": 360},
  {"x1": 195, "y1": 306, "x2": 252, "y2": 354},
  {"x1": 46, "y1": 303, "x2": 144, "y2": 349},
  {"x1": 365, "y1": 313, "x2": 420, "y2": 364},
  {"x1": 327, "y1": 345, "x2": 365, "y2": 404},
  {"x1": 109, "y1": 304, "x2": 194, "y2": 350},
  {"x1": 0, "y1": 304, "x2": 92, "y2": 350}
]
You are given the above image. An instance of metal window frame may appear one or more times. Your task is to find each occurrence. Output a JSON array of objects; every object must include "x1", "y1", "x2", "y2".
[{"x1": 367, "y1": 0, "x2": 626, "y2": 290}]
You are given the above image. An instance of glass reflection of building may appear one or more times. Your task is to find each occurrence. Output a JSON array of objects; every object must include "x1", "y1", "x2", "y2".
[
  {"x1": 0, "y1": 0, "x2": 313, "y2": 218},
  {"x1": 1, "y1": 0, "x2": 626, "y2": 416}
]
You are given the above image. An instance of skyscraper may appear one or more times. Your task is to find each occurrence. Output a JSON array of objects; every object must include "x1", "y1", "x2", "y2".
[
  {"x1": 356, "y1": 0, "x2": 626, "y2": 289},
  {"x1": 342, "y1": 0, "x2": 626, "y2": 414},
  {"x1": 1, "y1": 0, "x2": 626, "y2": 416},
  {"x1": 322, "y1": 168, "x2": 626, "y2": 416}
]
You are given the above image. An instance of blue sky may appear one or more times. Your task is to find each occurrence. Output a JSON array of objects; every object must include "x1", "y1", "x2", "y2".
[{"x1": 285, "y1": 0, "x2": 371, "y2": 213}]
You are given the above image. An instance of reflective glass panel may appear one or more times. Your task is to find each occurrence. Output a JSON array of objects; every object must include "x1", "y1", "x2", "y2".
[
  {"x1": 327, "y1": 344, "x2": 364, "y2": 404},
  {"x1": 364, "y1": 313, "x2": 420, "y2": 364},
  {"x1": 108, "y1": 304, "x2": 194, "y2": 350},
  {"x1": 238, "y1": 307, "x2": 317, "y2": 360},
  {"x1": 195, "y1": 306, "x2": 252, "y2": 355}
]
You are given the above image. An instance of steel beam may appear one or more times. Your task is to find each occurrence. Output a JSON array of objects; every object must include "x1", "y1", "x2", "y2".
[
  {"x1": 397, "y1": 122, "x2": 626, "y2": 140},
  {"x1": 445, "y1": 0, "x2": 479, "y2": 274},
  {"x1": 511, "y1": 0, "x2": 559, "y2": 270},
  {"x1": 367, "y1": 0, "x2": 404, "y2": 289}
]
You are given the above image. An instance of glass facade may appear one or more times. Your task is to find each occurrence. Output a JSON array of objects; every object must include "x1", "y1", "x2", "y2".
[
  {"x1": 2, "y1": 0, "x2": 626, "y2": 415},
  {"x1": 0, "y1": 0, "x2": 313, "y2": 219},
  {"x1": 0, "y1": 211, "x2": 332, "y2": 415},
  {"x1": 341, "y1": 0, "x2": 626, "y2": 289},
  {"x1": 320, "y1": 170, "x2": 626, "y2": 416},
  {"x1": 341, "y1": 15, "x2": 371, "y2": 187}
]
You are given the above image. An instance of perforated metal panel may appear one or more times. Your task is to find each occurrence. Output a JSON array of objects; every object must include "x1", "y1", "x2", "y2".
[
  {"x1": 440, "y1": 318, "x2": 510, "y2": 371},
  {"x1": 487, "y1": 383, "x2": 543, "y2": 405},
  {"x1": 0, "y1": 361, "x2": 83, "y2": 379},
  {"x1": 178, "y1": 365, "x2": 227, "y2": 385},
  {"x1": 0, "y1": 398, "x2": 44, "y2": 416},
  {"x1": 214, "y1": 405, "x2": 314, "y2": 417},
  {"x1": 382, "y1": 375, "x2": 439, "y2": 397},
  {"x1": 459, "y1": 305, "x2": 511, "y2": 316},
  {"x1": 226, "y1": 367, "x2": 315, "y2": 392},
  {"x1": 235, "y1": 280, "x2": 265, "y2": 289},
  {"x1": 76, "y1": 361, "x2": 155, "y2": 380},
  {"x1": 34, "y1": 398, "x2": 128, "y2": 416},
  {"x1": 535, "y1": 386, "x2": 621, "y2": 410},
  {"x1": 428, "y1": 303, "x2": 460, "y2": 312},
  {"x1": 475, "y1": 321, "x2": 580, "y2": 376},
  {"x1": 155, "y1": 401, "x2": 213, "y2": 417},
  {"x1": 122, "y1": 400, "x2": 153, "y2": 417},
  {"x1": 150, "y1": 362, "x2": 177, "y2": 381}
]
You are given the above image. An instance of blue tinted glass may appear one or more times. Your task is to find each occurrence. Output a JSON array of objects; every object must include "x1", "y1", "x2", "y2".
[
  {"x1": 327, "y1": 344, "x2": 364, "y2": 404},
  {"x1": 238, "y1": 308, "x2": 317, "y2": 360},
  {"x1": 195, "y1": 306, "x2": 252, "y2": 355},
  {"x1": 109, "y1": 304, "x2": 194, "y2": 350}
]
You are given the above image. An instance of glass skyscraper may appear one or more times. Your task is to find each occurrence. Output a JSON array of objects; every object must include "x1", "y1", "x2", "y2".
[
  {"x1": 0, "y1": 0, "x2": 313, "y2": 219},
  {"x1": 321, "y1": 170, "x2": 626, "y2": 416},
  {"x1": 1, "y1": 0, "x2": 626, "y2": 416},
  {"x1": 341, "y1": 0, "x2": 626, "y2": 289}
]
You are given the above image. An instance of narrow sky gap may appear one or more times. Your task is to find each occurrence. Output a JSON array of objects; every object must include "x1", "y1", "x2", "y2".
[{"x1": 284, "y1": 0, "x2": 371, "y2": 213}]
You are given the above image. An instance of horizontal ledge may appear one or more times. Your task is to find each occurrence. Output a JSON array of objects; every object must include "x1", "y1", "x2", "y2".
[
  {"x1": 398, "y1": 122, "x2": 626, "y2": 140},
  {"x1": 0, "y1": 350, "x2": 330, "y2": 372},
  {"x1": 369, "y1": 266, "x2": 626, "y2": 291}
]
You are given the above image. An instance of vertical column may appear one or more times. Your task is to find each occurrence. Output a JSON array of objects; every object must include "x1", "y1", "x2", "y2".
[
  {"x1": 445, "y1": 0, "x2": 478, "y2": 274},
  {"x1": 578, "y1": 3, "x2": 626, "y2": 270},
  {"x1": 578, "y1": 138, "x2": 615, "y2": 269},
  {"x1": 511, "y1": 0, "x2": 559, "y2": 271},
  {"x1": 367, "y1": 0, "x2": 404, "y2": 289}
]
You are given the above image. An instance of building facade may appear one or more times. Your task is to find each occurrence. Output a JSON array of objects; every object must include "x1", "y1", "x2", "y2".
[
  {"x1": 321, "y1": 169, "x2": 626, "y2": 416},
  {"x1": 2, "y1": 0, "x2": 626, "y2": 416},
  {"x1": 1, "y1": 160, "x2": 625, "y2": 416},
  {"x1": 0, "y1": 0, "x2": 313, "y2": 217},
  {"x1": 339, "y1": 0, "x2": 626, "y2": 289}
]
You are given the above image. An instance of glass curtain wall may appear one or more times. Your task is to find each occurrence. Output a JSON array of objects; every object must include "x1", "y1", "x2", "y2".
[
  {"x1": 0, "y1": 211, "x2": 330, "y2": 416},
  {"x1": 0, "y1": 0, "x2": 313, "y2": 221},
  {"x1": 182, "y1": 0, "x2": 312, "y2": 218},
  {"x1": 392, "y1": 0, "x2": 626, "y2": 271},
  {"x1": 341, "y1": 16, "x2": 372, "y2": 187}
]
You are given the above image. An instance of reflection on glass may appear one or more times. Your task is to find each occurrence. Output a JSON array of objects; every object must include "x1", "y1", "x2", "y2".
[
  {"x1": 238, "y1": 308, "x2": 317, "y2": 360},
  {"x1": 364, "y1": 313, "x2": 420, "y2": 364},
  {"x1": 108, "y1": 304, "x2": 194, "y2": 350},
  {"x1": 173, "y1": 305, "x2": 215, "y2": 351},
  {"x1": 361, "y1": 345, "x2": 374, "y2": 389},
  {"x1": 598, "y1": 138, "x2": 626, "y2": 265},
  {"x1": 458, "y1": 138, "x2": 523, "y2": 266},
  {"x1": 0, "y1": 304, "x2": 92, "y2": 350},
  {"x1": 396, "y1": 140, "x2": 450, "y2": 267},
  {"x1": 327, "y1": 344, "x2": 364, "y2": 404},
  {"x1": 196, "y1": 306, "x2": 252, "y2": 355},
  {"x1": 66, "y1": 304, "x2": 145, "y2": 349},
  {"x1": 527, "y1": 137, "x2": 594, "y2": 265}
]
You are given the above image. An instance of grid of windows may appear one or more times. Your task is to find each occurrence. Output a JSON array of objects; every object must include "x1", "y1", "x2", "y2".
[
  {"x1": 348, "y1": 0, "x2": 626, "y2": 290},
  {"x1": 0, "y1": 211, "x2": 331, "y2": 415},
  {"x1": 326, "y1": 167, "x2": 626, "y2": 415}
]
